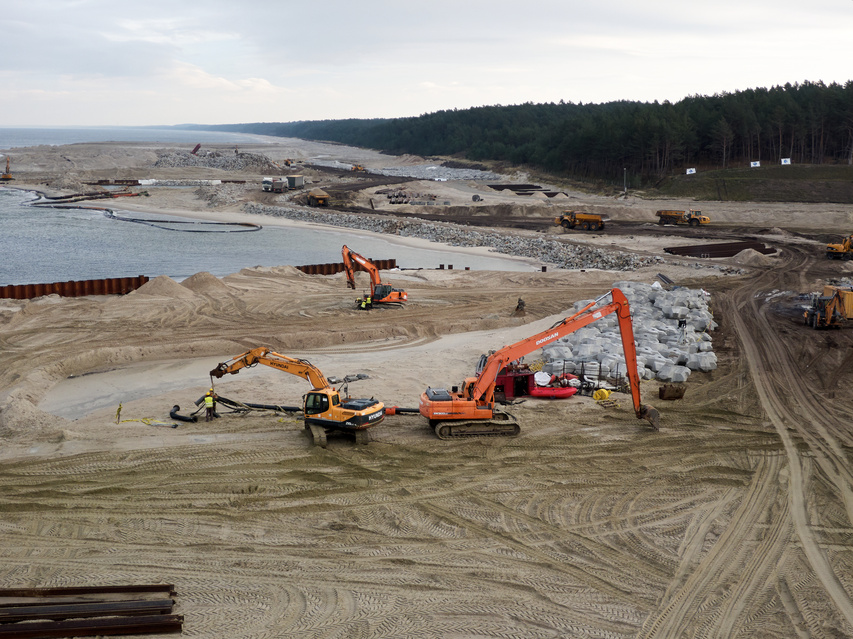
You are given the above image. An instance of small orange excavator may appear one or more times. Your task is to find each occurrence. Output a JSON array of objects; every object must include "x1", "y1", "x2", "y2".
[
  {"x1": 209, "y1": 347, "x2": 385, "y2": 446},
  {"x1": 416, "y1": 288, "x2": 661, "y2": 438},
  {"x1": 342, "y1": 244, "x2": 408, "y2": 307}
]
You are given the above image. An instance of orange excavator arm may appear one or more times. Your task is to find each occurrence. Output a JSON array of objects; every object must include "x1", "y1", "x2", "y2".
[
  {"x1": 209, "y1": 346, "x2": 331, "y2": 390},
  {"x1": 469, "y1": 288, "x2": 659, "y2": 428},
  {"x1": 342, "y1": 245, "x2": 380, "y2": 291}
]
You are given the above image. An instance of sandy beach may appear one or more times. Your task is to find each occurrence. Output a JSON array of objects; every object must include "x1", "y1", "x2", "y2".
[{"x1": 2, "y1": 138, "x2": 853, "y2": 637}]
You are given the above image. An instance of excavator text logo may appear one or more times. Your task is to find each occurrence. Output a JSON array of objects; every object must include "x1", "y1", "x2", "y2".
[{"x1": 535, "y1": 332, "x2": 559, "y2": 346}]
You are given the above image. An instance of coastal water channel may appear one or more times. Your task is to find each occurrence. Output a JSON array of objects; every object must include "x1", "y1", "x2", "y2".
[
  {"x1": 0, "y1": 188, "x2": 538, "y2": 287},
  {"x1": 1, "y1": 126, "x2": 540, "y2": 286}
]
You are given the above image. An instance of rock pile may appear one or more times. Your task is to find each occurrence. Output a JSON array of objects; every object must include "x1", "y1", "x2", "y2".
[
  {"x1": 374, "y1": 164, "x2": 504, "y2": 181},
  {"x1": 541, "y1": 281, "x2": 717, "y2": 384},
  {"x1": 155, "y1": 149, "x2": 279, "y2": 173},
  {"x1": 307, "y1": 160, "x2": 503, "y2": 181},
  {"x1": 244, "y1": 203, "x2": 663, "y2": 271}
]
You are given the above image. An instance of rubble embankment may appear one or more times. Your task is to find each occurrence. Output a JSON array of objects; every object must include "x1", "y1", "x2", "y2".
[
  {"x1": 155, "y1": 149, "x2": 280, "y2": 173},
  {"x1": 543, "y1": 281, "x2": 717, "y2": 383},
  {"x1": 244, "y1": 202, "x2": 664, "y2": 271}
]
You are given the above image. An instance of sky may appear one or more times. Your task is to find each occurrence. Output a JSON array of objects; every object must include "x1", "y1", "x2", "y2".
[{"x1": 2, "y1": 0, "x2": 853, "y2": 127}]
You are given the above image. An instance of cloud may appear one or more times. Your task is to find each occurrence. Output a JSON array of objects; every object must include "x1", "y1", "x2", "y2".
[{"x1": 1, "y1": 0, "x2": 852, "y2": 125}]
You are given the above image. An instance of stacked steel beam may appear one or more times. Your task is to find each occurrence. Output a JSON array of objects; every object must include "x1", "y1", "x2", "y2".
[{"x1": 0, "y1": 584, "x2": 182, "y2": 637}]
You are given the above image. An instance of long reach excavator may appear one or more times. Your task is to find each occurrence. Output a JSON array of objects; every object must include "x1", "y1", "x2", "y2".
[
  {"x1": 342, "y1": 244, "x2": 407, "y2": 306},
  {"x1": 417, "y1": 288, "x2": 661, "y2": 438},
  {"x1": 209, "y1": 347, "x2": 385, "y2": 446}
]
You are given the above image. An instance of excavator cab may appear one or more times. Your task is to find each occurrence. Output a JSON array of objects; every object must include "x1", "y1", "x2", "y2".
[{"x1": 304, "y1": 392, "x2": 331, "y2": 415}]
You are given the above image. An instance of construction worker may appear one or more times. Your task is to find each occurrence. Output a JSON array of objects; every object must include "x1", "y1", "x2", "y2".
[
  {"x1": 365, "y1": 294, "x2": 372, "y2": 309},
  {"x1": 204, "y1": 389, "x2": 216, "y2": 422}
]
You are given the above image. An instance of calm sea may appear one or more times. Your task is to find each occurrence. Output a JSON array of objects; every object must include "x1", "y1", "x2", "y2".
[
  {"x1": 0, "y1": 126, "x2": 267, "y2": 150},
  {"x1": 0, "y1": 127, "x2": 536, "y2": 286}
]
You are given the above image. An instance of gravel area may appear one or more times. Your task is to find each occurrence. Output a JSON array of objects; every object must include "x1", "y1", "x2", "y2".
[{"x1": 246, "y1": 202, "x2": 666, "y2": 271}]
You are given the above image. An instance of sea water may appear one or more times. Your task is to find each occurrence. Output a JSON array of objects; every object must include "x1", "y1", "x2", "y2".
[
  {"x1": 0, "y1": 127, "x2": 538, "y2": 286},
  {"x1": 0, "y1": 125, "x2": 268, "y2": 150},
  {"x1": 0, "y1": 189, "x2": 536, "y2": 286}
]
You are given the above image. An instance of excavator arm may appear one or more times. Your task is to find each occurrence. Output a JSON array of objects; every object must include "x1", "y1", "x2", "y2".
[
  {"x1": 468, "y1": 288, "x2": 659, "y2": 428},
  {"x1": 209, "y1": 347, "x2": 331, "y2": 390},
  {"x1": 342, "y1": 245, "x2": 380, "y2": 290}
]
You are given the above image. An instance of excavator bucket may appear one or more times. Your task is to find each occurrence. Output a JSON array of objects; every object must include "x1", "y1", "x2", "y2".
[{"x1": 640, "y1": 404, "x2": 661, "y2": 430}]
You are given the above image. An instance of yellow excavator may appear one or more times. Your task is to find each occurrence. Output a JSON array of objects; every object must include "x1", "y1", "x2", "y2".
[
  {"x1": 826, "y1": 234, "x2": 853, "y2": 260},
  {"x1": 803, "y1": 289, "x2": 847, "y2": 329},
  {"x1": 209, "y1": 347, "x2": 385, "y2": 446}
]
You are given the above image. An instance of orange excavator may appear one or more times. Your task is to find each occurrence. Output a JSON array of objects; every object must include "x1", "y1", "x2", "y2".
[
  {"x1": 417, "y1": 288, "x2": 661, "y2": 438},
  {"x1": 342, "y1": 245, "x2": 408, "y2": 307},
  {"x1": 209, "y1": 347, "x2": 385, "y2": 446}
]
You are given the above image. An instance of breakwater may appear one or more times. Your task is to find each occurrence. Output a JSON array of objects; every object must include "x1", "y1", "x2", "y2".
[{"x1": 244, "y1": 203, "x2": 664, "y2": 272}]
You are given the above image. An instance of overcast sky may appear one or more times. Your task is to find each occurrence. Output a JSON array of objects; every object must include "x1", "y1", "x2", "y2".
[{"x1": 3, "y1": 0, "x2": 852, "y2": 127}]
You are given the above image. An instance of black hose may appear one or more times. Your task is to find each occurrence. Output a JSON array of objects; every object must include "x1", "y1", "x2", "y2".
[
  {"x1": 170, "y1": 405, "x2": 198, "y2": 422},
  {"x1": 215, "y1": 395, "x2": 300, "y2": 413},
  {"x1": 103, "y1": 210, "x2": 261, "y2": 233}
]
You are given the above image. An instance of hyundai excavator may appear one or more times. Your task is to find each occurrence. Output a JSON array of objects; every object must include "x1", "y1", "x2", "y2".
[
  {"x1": 418, "y1": 288, "x2": 661, "y2": 438},
  {"x1": 209, "y1": 347, "x2": 385, "y2": 446},
  {"x1": 341, "y1": 245, "x2": 408, "y2": 306}
]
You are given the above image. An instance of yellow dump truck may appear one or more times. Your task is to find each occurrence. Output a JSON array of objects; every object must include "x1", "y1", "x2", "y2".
[
  {"x1": 554, "y1": 211, "x2": 605, "y2": 231},
  {"x1": 307, "y1": 189, "x2": 330, "y2": 207},
  {"x1": 656, "y1": 209, "x2": 710, "y2": 226}
]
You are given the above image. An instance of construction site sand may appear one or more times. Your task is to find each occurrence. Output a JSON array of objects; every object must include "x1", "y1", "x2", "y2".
[{"x1": 2, "y1": 140, "x2": 853, "y2": 637}]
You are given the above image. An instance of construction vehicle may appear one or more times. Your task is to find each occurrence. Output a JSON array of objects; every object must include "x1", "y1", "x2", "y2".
[
  {"x1": 351, "y1": 164, "x2": 366, "y2": 172},
  {"x1": 554, "y1": 211, "x2": 605, "y2": 231},
  {"x1": 342, "y1": 245, "x2": 408, "y2": 306},
  {"x1": 823, "y1": 285, "x2": 853, "y2": 318},
  {"x1": 418, "y1": 288, "x2": 661, "y2": 439},
  {"x1": 261, "y1": 177, "x2": 274, "y2": 192},
  {"x1": 271, "y1": 178, "x2": 287, "y2": 193},
  {"x1": 209, "y1": 347, "x2": 385, "y2": 446},
  {"x1": 1, "y1": 157, "x2": 12, "y2": 181},
  {"x1": 307, "y1": 188, "x2": 329, "y2": 206},
  {"x1": 656, "y1": 209, "x2": 710, "y2": 226},
  {"x1": 826, "y1": 234, "x2": 853, "y2": 260},
  {"x1": 803, "y1": 289, "x2": 848, "y2": 329}
]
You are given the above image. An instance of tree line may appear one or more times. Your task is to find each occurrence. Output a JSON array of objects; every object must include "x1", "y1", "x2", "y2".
[{"x1": 191, "y1": 80, "x2": 853, "y2": 186}]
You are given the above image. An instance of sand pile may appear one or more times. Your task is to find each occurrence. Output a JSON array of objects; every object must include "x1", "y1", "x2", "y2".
[
  {"x1": 132, "y1": 275, "x2": 197, "y2": 298},
  {"x1": 182, "y1": 272, "x2": 232, "y2": 295},
  {"x1": 730, "y1": 248, "x2": 776, "y2": 267}
]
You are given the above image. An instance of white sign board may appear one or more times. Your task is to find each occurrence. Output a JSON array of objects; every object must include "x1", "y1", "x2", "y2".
[
  {"x1": 781, "y1": 158, "x2": 791, "y2": 165},
  {"x1": 686, "y1": 168, "x2": 696, "y2": 175},
  {"x1": 750, "y1": 161, "x2": 761, "y2": 168}
]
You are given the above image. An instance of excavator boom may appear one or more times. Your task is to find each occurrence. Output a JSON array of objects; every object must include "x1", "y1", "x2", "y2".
[{"x1": 210, "y1": 347, "x2": 330, "y2": 389}]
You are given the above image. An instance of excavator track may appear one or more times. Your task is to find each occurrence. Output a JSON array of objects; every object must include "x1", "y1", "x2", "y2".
[{"x1": 432, "y1": 412, "x2": 520, "y2": 440}]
